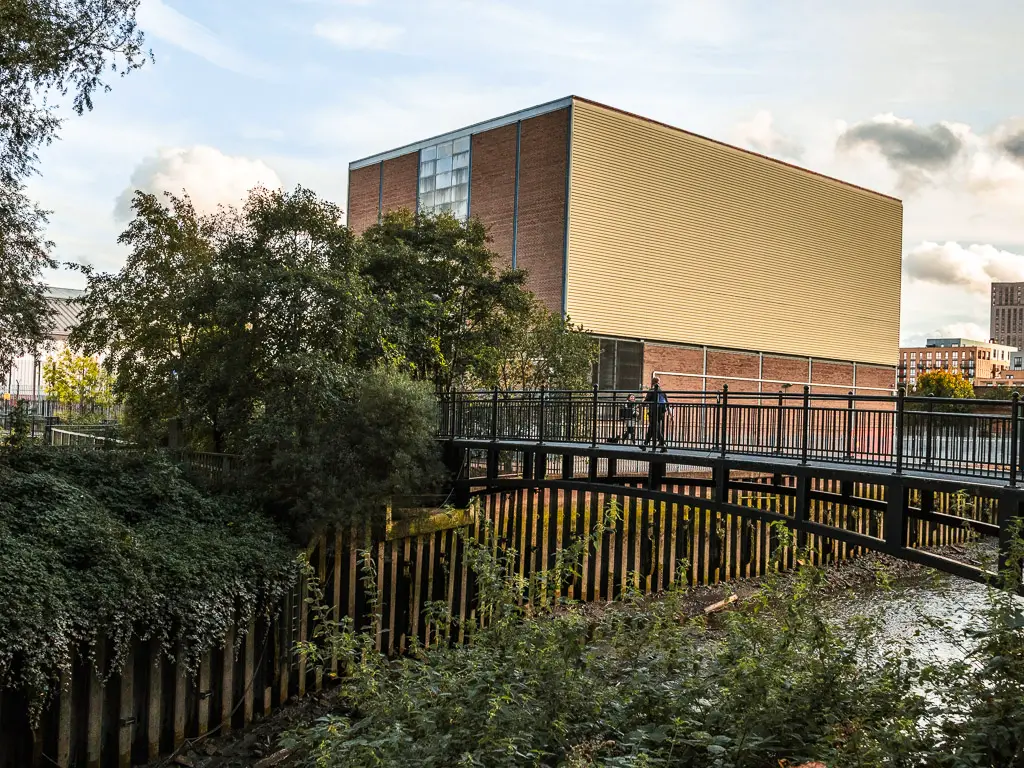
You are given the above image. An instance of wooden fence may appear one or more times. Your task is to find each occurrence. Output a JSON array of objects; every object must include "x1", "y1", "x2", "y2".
[{"x1": 0, "y1": 474, "x2": 990, "y2": 768}]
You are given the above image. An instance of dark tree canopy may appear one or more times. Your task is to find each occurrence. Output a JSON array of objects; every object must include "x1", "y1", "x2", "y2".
[{"x1": 360, "y1": 210, "x2": 534, "y2": 389}]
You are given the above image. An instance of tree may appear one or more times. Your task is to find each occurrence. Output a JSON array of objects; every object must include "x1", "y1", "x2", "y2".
[
  {"x1": 483, "y1": 301, "x2": 598, "y2": 392},
  {"x1": 42, "y1": 347, "x2": 112, "y2": 415},
  {"x1": 360, "y1": 210, "x2": 533, "y2": 389},
  {"x1": 1, "y1": 0, "x2": 148, "y2": 374},
  {"x1": 912, "y1": 370, "x2": 975, "y2": 399},
  {"x1": 0, "y1": 183, "x2": 52, "y2": 372},
  {"x1": 72, "y1": 187, "x2": 368, "y2": 451}
]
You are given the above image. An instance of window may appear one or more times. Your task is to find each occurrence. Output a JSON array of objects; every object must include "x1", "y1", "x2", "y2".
[
  {"x1": 592, "y1": 339, "x2": 643, "y2": 390},
  {"x1": 952, "y1": 351, "x2": 959, "y2": 359},
  {"x1": 417, "y1": 137, "x2": 471, "y2": 220}
]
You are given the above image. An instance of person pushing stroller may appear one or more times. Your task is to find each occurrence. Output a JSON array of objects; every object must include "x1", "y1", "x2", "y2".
[{"x1": 641, "y1": 377, "x2": 670, "y2": 452}]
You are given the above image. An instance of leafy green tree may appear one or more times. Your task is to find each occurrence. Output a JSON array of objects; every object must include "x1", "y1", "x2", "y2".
[
  {"x1": 912, "y1": 369, "x2": 975, "y2": 399},
  {"x1": 73, "y1": 187, "x2": 368, "y2": 452},
  {"x1": 243, "y1": 365, "x2": 442, "y2": 539},
  {"x1": 483, "y1": 301, "x2": 598, "y2": 392},
  {"x1": 1, "y1": 0, "x2": 149, "y2": 374},
  {"x1": 42, "y1": 347, "x2": 113, "y2": 413},
  {"x1": 360, "y1": 210, "x2": 533, "y2": 389}
]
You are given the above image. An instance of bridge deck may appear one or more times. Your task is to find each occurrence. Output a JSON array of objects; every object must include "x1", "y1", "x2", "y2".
[{"x1": 453, "y1": 437, "x2": 1019, "y2": 495}]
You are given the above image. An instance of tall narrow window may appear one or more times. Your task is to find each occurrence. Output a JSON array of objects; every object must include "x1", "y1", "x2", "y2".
[
  {"x1": 592, "y1": 339, "x2": 644, "y2": 390},
  {"x1": 418, "y1": 136, "x2": 470, "y2": 220}
]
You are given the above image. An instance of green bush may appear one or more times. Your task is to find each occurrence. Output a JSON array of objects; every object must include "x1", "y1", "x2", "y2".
[
  {"x1": 283, "y1": 524, "x2": 932, "y2": 767},
  {"x1": 0, "y1": 446, "x2": 296, "y2": 722}
]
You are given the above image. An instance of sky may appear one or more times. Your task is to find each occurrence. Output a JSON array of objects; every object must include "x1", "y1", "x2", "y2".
[{"x1": 26, "y1": 0, "x2": 1024, "y2": 346}]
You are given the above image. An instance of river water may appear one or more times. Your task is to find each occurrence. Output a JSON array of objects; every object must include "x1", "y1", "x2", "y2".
[{"x1": 824, "y1": 563, "x2": 1003, "y2": 668}]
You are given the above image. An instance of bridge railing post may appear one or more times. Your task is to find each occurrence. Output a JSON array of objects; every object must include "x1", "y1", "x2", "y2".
[
  {"x1": 719, "y1": 384, "x2": 729, "y2": 458},
  {"x1": 1010, "y1": 391, "x2": 1020, "y2": 487},
  {"x1": 895, "y1": 387, "x2": 906, "y2": 474},
  {"x1": 490, "y1": 386, "x2": 499, "y2": 441},
  {"x1": 591, "y1": 384, "x2": 599, "y2": 448},
  {"x1": 925, "y1": 399, "x2": 934, "y2": 468},
  {"x1": 845, "y1": 391, "x2": 854, "y2": 461},
  {"x1": 776, "y1": 391, "x2": 784, "y2": 456},
  {"x1": 538, "y1": 386, "x2": 546, "y2": 444},
  {"x1": 800, "y1": 385, "x2": 810, "y2": 465}
]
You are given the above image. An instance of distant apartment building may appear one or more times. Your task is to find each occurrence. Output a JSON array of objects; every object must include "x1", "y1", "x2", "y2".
[
  {"x1": 991, "y1": 282, "x2": 1024, "y2": 351},
  {"x1": 898, "y1": 337, "x2": 1016, "y2": 389},
  {"x1": 2, "y1": 287, "x2": 85, "y2": 401},
  {"x1": 348, "y1": 96, "x2": 903, "y2": 394}
]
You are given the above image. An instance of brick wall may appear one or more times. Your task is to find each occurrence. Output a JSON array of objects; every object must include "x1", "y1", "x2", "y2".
[
  {"x1": 762, "y1": 356, "x2": 811, "y2": 391},
  {"x1": 347, "y1": 163, "x2": 380, "y2": 235},
  {"x1": 856, "y1": 364, "x2": 896, "y2": 391},
  {"x1": 517, "y1": 108, "x2": 569, "y2": 313},
  {"x1": 644, "y1": 344, "x2": 704, "y2": 392},
  {"x1": 381, "y1": 152, "x2": 418, "y2": 214},
  {"x1": 707, "y1": 350, "x2": 761, "y2": 393},
  {"x1": 469, "y1": 125, "x2": 517, "y2": 271},
  {"x1": 642, "y1": 342, "x2": 894, "y2": 396}
]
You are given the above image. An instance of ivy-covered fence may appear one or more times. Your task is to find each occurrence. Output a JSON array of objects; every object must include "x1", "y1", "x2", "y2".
[{"x1": 0, "y1": 460, "x2": 986, "y2": 768}]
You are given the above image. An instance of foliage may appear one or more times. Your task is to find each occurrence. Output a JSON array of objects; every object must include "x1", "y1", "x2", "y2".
[
  {"x1": 975, "y1": 384, "x2": 1023, "y2": 401},
  {"x1": 912, "y1": 369, "x2": 975, "y2": 399},
  {"x1": 482, "y1": 301, "x2": 598, "y2": 392},
  {"x1": 359, "y1": 210, "x2": 534, "y2": 389},
  {"x1": 242, "y1": 366, "x2": 443, "y2": 540},
  {"x1": 0, "y1": 0, "x2": 148, "y2": 372},
  {"x1": 3, "y1": 400, "x2": 31, "y2": 447},
  {"x1": 0, "y1": 446, "x2": 295, "y2": 723},
  {"x1": 0, "y1": 181, "x2": 53, "y2": 371},
  {"x1": 72, "y1": 187, "x2": 367, "y2": 452},
  {"x1": 284, "y1": 523, "x2": 933, "y2": 767},
  {"x1": 42, "y1": 347, "x2": 113, "y2": 412},
  {"x1": 924, "y1": 520, "x2": 1024, "y2": 767}
]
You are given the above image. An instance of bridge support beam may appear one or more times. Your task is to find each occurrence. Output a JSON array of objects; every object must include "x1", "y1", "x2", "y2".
[
  {"x1": 522, "y1": 450, "x2": 533, "y2": 481},
  {"x1": 561, "y1": 454, "x2": 573, "y2": 480},
  {"x1": 997, "y1": 490, "x2": 1022, "y2": 578},
  {"x1": 884, "y1": 482, "x2": 909, "y2": 555},
  {"x1": 534, "y1": 452, "x2": 547, "y2": 480},
  {"x1": 648, "y1": 460, "x2": 666, "y2": 492},
  {"x1": 794, "y1": 474, "x2": 809, "y2": 551},
  {"x1": 442, "y1": 442, "x2": 471, "y2": 509}
]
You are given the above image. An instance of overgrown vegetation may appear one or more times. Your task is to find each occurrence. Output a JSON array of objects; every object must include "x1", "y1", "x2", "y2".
[
  {"x1": 280, "y1": 520, "x2": 1024, "y2": 767},
  {"x1": 70, "y1": 193, "x2": 596, "y2": 536},
  {"x1": 0, "y1": 445, "x2": 295, "y2": 722}
]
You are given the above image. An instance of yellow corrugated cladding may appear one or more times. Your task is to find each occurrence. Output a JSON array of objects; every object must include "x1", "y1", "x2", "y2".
[{"x1": 566, "y1": 99, "x2": 903, "y2": 367}]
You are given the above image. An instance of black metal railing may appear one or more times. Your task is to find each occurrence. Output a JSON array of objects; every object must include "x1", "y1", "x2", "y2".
[{"x1": 436, "y1": 387, "x2": 1024, "y2": 485}]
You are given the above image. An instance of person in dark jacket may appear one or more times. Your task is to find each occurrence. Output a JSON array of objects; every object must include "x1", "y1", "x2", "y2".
[
  {"x1": 641, "y1": 377, "x2": 670, "y2": 452},
  {"x1": 618, "y1": 394, "x2": 638, "y2": 444}
]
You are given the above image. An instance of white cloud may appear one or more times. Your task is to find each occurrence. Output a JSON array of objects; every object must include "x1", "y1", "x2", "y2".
[
  {"x1": 732, "y1": 110, "x2": 802, "y2": 160},
  {"x1": 903, "y1": 241, "x2": 1024, "y2": 294},
  {"x1": 114, "y1": 146, "x2": 283, "y2": 220},
  {"x1": 901, "y1": 322, "x2": 991, "y2": 348},
  {"x1": 137, "y1": 0, "x2": 267, "y2": 76},
  {"x1": 314, "y1": 19, "x2": 403, "y2": 50}
]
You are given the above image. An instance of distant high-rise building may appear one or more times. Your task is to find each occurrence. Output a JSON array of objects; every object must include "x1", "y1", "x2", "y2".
[{"x1": 991, "y1": 282, "x2": 1024, "y2": 350}]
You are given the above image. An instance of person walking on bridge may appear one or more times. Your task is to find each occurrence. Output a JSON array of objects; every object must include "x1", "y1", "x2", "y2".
[{"x1": 641, "y1": 377, "x2": 670, "y2": 452}]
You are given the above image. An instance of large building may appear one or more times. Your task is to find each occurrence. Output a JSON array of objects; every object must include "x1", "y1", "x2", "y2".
[
  {"x1": 991, "y1": 282, "x2": 1024, "y2": 351},
  {"x1": 897, "y1": 338, "x2": 1016, "y2": 389},
  {"x1": 348, "y1": 96, "x2": 903, "y2": 395}
]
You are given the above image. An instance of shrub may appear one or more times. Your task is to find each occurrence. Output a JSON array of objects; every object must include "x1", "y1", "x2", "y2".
[
  {"x1": 283, "y1": 523, "x2": 931, "y2": 767},
  {"x1": 0, "y1": 446, "x2": 296, "y2": 723}
]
